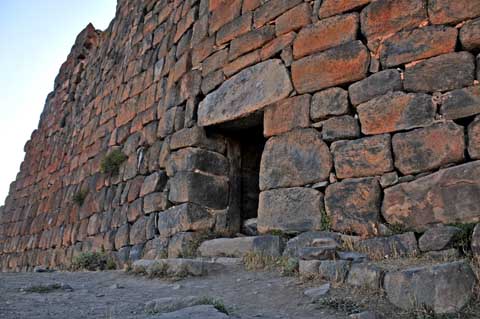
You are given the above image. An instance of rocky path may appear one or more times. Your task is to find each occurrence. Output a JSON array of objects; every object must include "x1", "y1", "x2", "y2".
[{"x1": 0, "y1": 265, "x2": 343, "y2": 319}]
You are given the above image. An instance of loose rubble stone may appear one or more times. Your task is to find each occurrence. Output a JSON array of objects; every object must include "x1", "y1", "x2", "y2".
[
  {"x1": 198, "y1": 60, "x2": 292, "y2": 127},
  {"x1": 198, "y1": 236, "x2": 283, "y2": 257},
  {"x1": 384, "y1": 261, "x2": 476, "y2": 314},
  {"x1": 392, "y1": 122, "x2": 465, "y2": 175},
  {"x1": 155, "y1": 305, "x2": 230, "y2": 319},
  {"x1": 259, "y1": 129, "x2": 332, "y2": 190},
  {"x1": 304, "y1": 283, "x2": 331, "y2": 299},
  {"x1": 293, "y1": 13, "x2": 359, "y2": 59},
  {"x1": 291, "y1": 41, "x2": 370, "y2": 94},
  {"x1": 382, "y1": 161, "x2": 480, "y2": 232},
  {"x1": 318, "y1": 0, "x2": 370, "y2": 18},
  {"x1": 425, "y1": 248, "x2": 460, "y2": 261},
  {"x1": 440, "y1": 86, "x2": 480, "y2": 120},
  {"x1": 157, "y1": 204, "x2": 214, "y2": 238},
  {"x1": 349, "y1": 312, "x2": 379, "y2": 319},
  {"x1": 318, "y1": 260, "x2": 351, "y2": 283},
  {"x1": 325, "y1": 178, "x2": 382, "y2": 237},
  {"x1": 299, "y1": 260, "x2": 321, "y2": 276},
  {"x1": 321, "y1": 115, "x2": 360, "y2": 142},
  {"x1": 346, "y1": 263, "x2": 383, "y2": 290},
  {"x1": 331, "y1": 135, "x2": 393, "y2": 179},
  {"x1": 263, "y1": 95, "x2": 310, "y2": 137},
  {"x1": 144, "y1": 296, "x2": 207, "y2": 314},
  {"x1": 379, "y1": 26, "x2": 457, "y2": 68},
  {"x1": 348, "y1": 69, "x2": 403, "y2": 106},
  {"x1": 354, "y1": 232, "x2": 418, "y2": 259},
  {"x1": 283, "y1": 231, "x2": 341, "y2": 258},
  {"x1": 460, "y1": 18, "x2": 480, "y2": 51},
  {"x1": 299, "y1": 246, "x2": 337, "y2": 261},
  {"x1": 258, "y1": 187, "x2": 324, "y2": 234},
  {"x1": 337, "y1": 252, "x2": 367, "y2": 264},
  {"x1": 404, "y1": 52, "x2": 475, "y2": 93},
  {"x1": 379, "y1": 172, "x2": 399, "y2": 188},
  {"x1": 360, "y1": 0, "x2": 427, "y2": 50},
  {"x1": 310, "y1": 87, "x2": 349, "y2": 121},
  {"x1": 428, "y1": 0, "x2": 480, "y2": 25},
  {"x1": 468, "y1": 117, "x2": 480, "y2": 159},
  {"x1": 242, "y1": 218, "x2": 258, "y2": 236},
  {"x1": 418, "y1": 225, "x2": 461, "y2": 252},
  {"x1": 357, "y1": 92, "x2": 436, "y2": 135}
]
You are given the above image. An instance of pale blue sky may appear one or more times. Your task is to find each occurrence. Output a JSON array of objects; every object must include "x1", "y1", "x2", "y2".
[{"x1": 0, "y1": 1, "x2": 117, "y2": 205}]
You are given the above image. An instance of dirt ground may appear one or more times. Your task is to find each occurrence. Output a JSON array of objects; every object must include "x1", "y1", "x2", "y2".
[{"x1": 0, "y1": 264, "x2": 346, "y2": 319}]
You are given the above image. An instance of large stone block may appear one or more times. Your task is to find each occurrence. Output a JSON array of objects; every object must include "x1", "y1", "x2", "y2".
[
  {"x1": 157, "y1": 203, "x2": 214, "y2": 238},
  {"x1": 440, "y1": 86, "x2": 480, "y2": 120},
  {"x1": 321, "y1": 115, "x2": 360, "y2": 142},
  {"x1": 355, "y1": 232, "x2": 418, "y2": 259},
  {"x1": 263, "y1": 95, "x2": 310, "y2": 137},
  {"x1": 360, "y1": 0, "x2": 427, "y2": 50},
  {"x1": 258, "y1": 187, "x2": 324, "y2": 233},
  {"x1": 468, "y1": 117, "x2": 480, "y2": 160},
  {"x1": 404, "y1": 52, "x2": 475, "y2": 93},
  {"x1": 348, "y1": 69, "x2": 402, "y2": 106},
  {"x1": 198, "y1": 60, "x2": 292, "y2": 127},
  {"x1": 293, "y1": 13, "x2": 359, "y2": 59},
  {"x1": 275, "y1": 3, "x2": 311, "y2": 36},
  {"x1": 168, "y1": 171, "x2": 229, "y2": 210},
  {"x1": 428, "y1": 0, "x2": 480, "y2": 25},
  {"x1": 379, "y1": 26, "x2": 457, "y2": 68},
  {"x1": 253, "y1": 0, "x2": 302, "y2": 28},
  {"x1": 130, "y1": 216, "x2": 148, "y2": 246},
  {"x1": 209, "y1": 0, "x2": 242, "y2": 34},
  {"x1": 357, "y1": 92, "x2": 435, "y2": 135},
  {"x1": 393, "y1": 122, "x2": 465, "y2": 175},
  {"x1": 198, "y1": 236, "x2": 283, "y2": 257},
  {"x1": 331, "y1": 135, "x2": 393, "y2": 179},
  {"x1": 384, "y1": 261, "x2": 476, "y2": 314},
  {"x1": 310, "y1": 88, "x2": 349, "y2": 121},
  {"x1": 325, "y1": 177, "x2": 382, "y2": 237},
  {"x1": 166, "y1": 147, "x2": 229, "y2": 177},
  {"x1": 382, "y1": 161, "x2": 480, "y2": 231},
  {"x1": 318, "y1": 0, "x2": 371, "y2": 18},
  {"x1": 228, "y1": 26, "x2": 275, "y2": 61},
  {"x1": 260, "y1": 129, "x2": 332, "y2": 190},
  {"x1": 460, "y1": 18, "x2": 480, "y2": 51},
  {"x1": 291, "y1": 41, "x2": 369, "y2": 94},
  {"x1": 170, "y1": 126, "x2": 226, "y2": 153}
]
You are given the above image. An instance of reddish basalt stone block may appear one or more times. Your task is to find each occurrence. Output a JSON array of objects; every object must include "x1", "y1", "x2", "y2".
[
  {"x1": 460, "y1": 18, "x2": 480, "y2": 52},
  {"x1": 360, "y1": 0, "x2": 427, "y2": 51},
  {"x1": 428, "y1": 0, "x2": 480, "y2": 25},
  {"x1": 174, "y1": 6, "x2": 197, "y2": 43},
  {"x1": 331, "y1": 134, "x2": 394, "y2": 179},
  {"x1": 260, "y1": 31, "x2": 296, "y2": 61},
  {"x1": 263, "y1": 95, "x2": 311, "y2": 137},
  {"x1": 209, "y1": 0, "x2": 242, "y2": 34},
  {"x1": 293, "y1": 13, "x2": 358, "y2": 59},
  {"x1": 440, "y1": 86, "x2": 480, "y2": 120},
  {"x1": 191, "y1": 36, "x2": 215, "y2": 66},
  {"x1": 275, "y1": 3, "x2": 311, "y2": 36},
  {"x1": 242, "y1": 0, "x2": 261, "y2": 12},
  {"x1": 357, "y1": 92, "x2": 436, "y2": 135},
  {"x1": 223, "y1": 50, "x2": 260, "y2": 77},
  {"x1": 325, "y1": 177, "x2": 382, "y2": 237},
  {"x1": 253, "y1": 0, "x2": 302, "y2": 28},
  {"x1": 228, "y1": 25, "x2": 275, "y2": 61},
  {"x1": 321, "y1": 115, "x2": 361, "y2": 142},
  {"x1": 382, "y1": 161, "x2": 480, "y2": 232},
  {"x1": 379, "y1": 26, "x2": 457, "y2": 68},
  {"x1": 216, "y1": 12, "x2": 252, "y2": 45},
  {"x1": 319, "y1": 0, "x2": 371, "y2": 18},
  {"x1": 292, "y1": 41, "x2": 369, "y2": 94},
  {"x1": 392, "y1": 122, "x2": 465, "y2": 175},
  {"x1": 260, "y1": 129, "x2": 332, "y2": 190},
  {"x1": 404, "y1": 52, "x2": 475, "y2": 93},
  {"x1": 468, "y1": 117, "x2": 480, "y2": 160},
  {"x1": 348, "y1": 69, "x2": 403, "y2": 106},
  {"x1": 310, "y1": 87, "x2": 349, "y2": 121}
]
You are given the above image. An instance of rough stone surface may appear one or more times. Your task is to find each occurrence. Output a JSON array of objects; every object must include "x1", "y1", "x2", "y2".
[
  {"x1": 348, "y1": 69, "x2": 402, "y2": 106},
  {"x1": 346, "y1": 263, "x2": 383, "y2": 290},
  {"x1": 404, "y1": 52, "x2": 475, "y2": 93},
  {"x1": 473, "y1": 224, "x2": 480, "y2": 256},
  {"x1": 157, "y1": 204, "x2": 214, "y2": 238},
  {"x1": 392, "y1": 122, "x2": 465, "y2": 175},
  {"x1": 283, "y1": 231, "x2": 341, "y2": 258},
  {"x1": 470, "y1": 118, "x2": 480, "y2": 160},
  {"x1": 310, "y1": 88, "x2": 349, "y2": 121},
  {"x1": 198, "y1": 60, "x2": 292, "y2": 126},
  {"x1": 325, "y1": 177, "x2": 382, "y2": 237},
  {"x1": 428, "y1": 0, "x2": 480, "y2": 25},
  {"x1": 418, "y1": 225, "x2": 461, "y2": 252},
  {"x1": 357, "y1": 92, "x2": 436, "y2": 135},
  {"x1": 258, "y1": 187, "x2": 324, "y2": 234},
  {"x1": 321, "y1": 115, "x2": 360, "y2": 142},
  {"x1": 355, "y1": 232, "x2": 418, "y2": 259},
  {"x1": 379, "y1": 26, "x2": 457, "y2": 68},
  {"x1": 382, "y1": 161, "x2": 480, "y2": 231},
  {"x1": 384, "y1": 261, "x2": 476, "y2": 314},
  {"x1": 331, "y1": 135, "x2": 393, "y2": 179},
  {"x1": 166, "y1": 147, "x2": 229, "y2": 177},
  {"x1": 198, "y1": 236, "x2": 283, "y2": 257},
  {"x1": 293, "y1": 13, "x2": 359, "y2": 59},
  {"x1": 291, "y1": 41, "x2": 370, "y2": 94},
  {"x1": 318, "y1": 0, "x2": 371, "y2": 18},
  {"x1": 259, "y1": 129, "x2": 332, "y2": 190},
  {"x1": 263, "y1": 95, "x2": 310, "y2": 137},
  {"x1": 460, "y1": 18, "x2": 480, "y2": 51},
  {"x1": 303, "y1": 284, "x2": 331, "y2": 299},
  {"x1": 440, "y1": 86, "x2": 480, "y2": 120},
  {"x1": 318, "y1": 260, "x2": 351, "y2": 283},
  {"x1": 154, "y1": 305, "x2": 231, "y2": 319}
]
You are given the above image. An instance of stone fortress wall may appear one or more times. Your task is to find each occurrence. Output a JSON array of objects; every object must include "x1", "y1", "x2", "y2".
[{"x1": 1, "y1": 0, "x2": 480, "y2": 271}]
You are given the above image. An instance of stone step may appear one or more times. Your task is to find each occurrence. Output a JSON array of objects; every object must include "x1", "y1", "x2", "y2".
[
  {"x1": 197, "y1": 235, "x2": 284, "y2": 258},
  {"x1": 132, "y1": 258, "x2": 224, "y2": 277}
]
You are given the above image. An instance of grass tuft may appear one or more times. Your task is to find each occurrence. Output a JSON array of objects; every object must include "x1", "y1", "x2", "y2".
[
  {"x1": 72, "y1": 251, "x2": 116, "y2": 271},
  {"x1": 101, "y1": 149, "x2": 127, "y2": 175}
]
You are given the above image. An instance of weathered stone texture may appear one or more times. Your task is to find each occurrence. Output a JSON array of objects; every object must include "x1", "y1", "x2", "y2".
[
  {"x1": 198, "y1": 60, "x2": 292, "y2": 126},
  {"x1": 468, "y1": 117, "x2": 480, "y2": 159},
  {"x1": 318, "y1": 0, "x2": 370, "y2": 19},
  {"x1": 263, "y1": 95, "x2": 310, "y2": 137},
  {"x1": 428, "y1": 0, "x2": 480, "y2": 25},
  {"x1": 310, "y1": 88, "x2": 349, "y2": 121},
  {"x1": 260, "y1": 129, "x2": 332, "y2": 190},
  {"x1": 348, "y1": 70, "x2": 402, "y2": 106},
  {"x1": 321, "y1": 115, "x2": 360, "y2": 142},
  {"x1": 460, "y1": 18, "x2": 480, "y2": 51},
  {"x1": 383, "y1": 161, "x2": 480, "y2": 231},
  {"x1": 440, "y1": 86, "x2": 480, "y2": 120}
]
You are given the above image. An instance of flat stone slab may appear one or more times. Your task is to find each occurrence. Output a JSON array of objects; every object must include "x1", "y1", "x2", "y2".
[
  {"x1": 198, "y1": 236, "x2": 283, "y2": 258},
  {"x1": 132, "y1": 258, "x2": 223, "y2": 277},
  {"x1": 382, "y1": 161, "x2": 480, "y2": 231},
  {"x1": 384, "y1": 261, "x2": 476, "y2": 314},
  {"x1": 198, "y1": 59, "x2": 292, "y2": 127}
]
